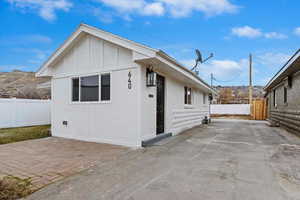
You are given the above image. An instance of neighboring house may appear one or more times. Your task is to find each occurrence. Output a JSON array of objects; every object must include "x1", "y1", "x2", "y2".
[
  {"x1": 36, "y1": 24, "x2": 216, "y2": 147},
  {"x1": 264, "y1": 49, "x2": 300, "y2": 135}
]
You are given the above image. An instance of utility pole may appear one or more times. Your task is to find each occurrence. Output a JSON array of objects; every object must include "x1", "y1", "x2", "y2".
[{"x1": 249, "y1": 54, "x2": 253, "y2": 104}]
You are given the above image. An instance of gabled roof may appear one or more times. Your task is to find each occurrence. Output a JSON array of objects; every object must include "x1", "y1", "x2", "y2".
[
  {"x1": 36, "y1": 23, "x2": 158, "y2": 76},
  {"x1": 36, "y1": 23, "x2": 216, "y2": 94},
  {"x1": 264, "y1": 49, "x2": 300, "y2": 91}
]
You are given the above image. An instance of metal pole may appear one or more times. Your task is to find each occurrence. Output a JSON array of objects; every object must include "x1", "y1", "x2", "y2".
[{"x1": 249, "y1": 54, "x2": 253, "y2": 104}]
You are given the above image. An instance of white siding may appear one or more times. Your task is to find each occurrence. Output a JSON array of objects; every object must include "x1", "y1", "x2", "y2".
[
  {"x1": 165, "y1": 76, "x2": 209, "y2": 135},
  {"x1": 51, "y1": 34, "x2": 132, "y2": 77},
  {"x1": 49, "y1": 33, "x2": 211, "y2": 147},
  {"x1": 140, "y1": 66, "x2": 209, "y2": 140},
  {"x1": 50, "y1": 34, "x2": 140, "y2": 147}
]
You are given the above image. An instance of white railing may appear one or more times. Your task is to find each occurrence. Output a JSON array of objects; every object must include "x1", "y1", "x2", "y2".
[
  {"x1": 0, "y1": 98, "x2": 51, "y2": 128},
  {"x1": 211, "y1": 104, "x2": 250, "y2": 115}
]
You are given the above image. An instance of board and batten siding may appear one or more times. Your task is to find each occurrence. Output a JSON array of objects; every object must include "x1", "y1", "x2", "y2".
[{"x1": 50, "y1": 34, "x2": 141, "y2": 147}]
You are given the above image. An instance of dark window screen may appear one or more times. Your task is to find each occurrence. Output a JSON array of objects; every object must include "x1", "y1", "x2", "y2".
[
  {"x1": 284, "y1": 87, "x2": 287, "y2": 103},
  {"x1": 187, "y1": 88, "x2": 192, "y2": 104},
  {"x1": 273, "y1": 90, "x2": 276, "y2": 106},
  {"x1": 72, "y1": 78, "x2": 79, "y2": 101},
  {"x1": 184, "y1": 87, "x2": 188, "y2": 104},
  {"x1": 80, "y1": 75, "x2": 99, "y2": 102},
  {"x1": 101, "y1": 74, "x2": 110, "y2": 101}
]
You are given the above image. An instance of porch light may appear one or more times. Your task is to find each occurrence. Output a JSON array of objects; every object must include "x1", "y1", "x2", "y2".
[{"x1": 146, "y1": 68, "x2": 156, "y2": 87}]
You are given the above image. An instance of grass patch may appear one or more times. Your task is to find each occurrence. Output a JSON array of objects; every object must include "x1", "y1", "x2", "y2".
[
  {"x1": 0, "y1": 176, "x2": 33, "y2": 200},
  {"x1": 0, "y1": 125, "x2": 50, "y2": 145}
]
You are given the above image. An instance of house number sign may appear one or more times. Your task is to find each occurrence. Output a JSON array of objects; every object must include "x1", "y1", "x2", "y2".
[{"x1": 128, "y1": 71, "x2": 132, "y2": 89}]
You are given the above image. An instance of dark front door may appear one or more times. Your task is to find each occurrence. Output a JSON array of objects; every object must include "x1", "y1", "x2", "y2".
[{"x1": 156, "y1": 74, "x2": 165, "y2": 135}]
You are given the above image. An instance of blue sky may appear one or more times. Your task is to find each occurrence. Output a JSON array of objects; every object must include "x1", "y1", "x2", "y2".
[{"x1": 0, "y1": 0, "x2": 300, "y2": 86}]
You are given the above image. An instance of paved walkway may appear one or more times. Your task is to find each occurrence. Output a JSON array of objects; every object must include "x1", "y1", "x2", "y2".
[
  {"x1": 0, "y1": 137, "x2": 128, "y2": 189},
  {"x1": 26, "y1": 119, "x2": 300, "y2": 199}
]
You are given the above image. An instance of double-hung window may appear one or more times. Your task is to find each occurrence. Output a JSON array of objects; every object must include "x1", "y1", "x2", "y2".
[
  {"x1": 72, "y1": 73, "x2": 111, "y2": 102},
  {"x1": 184, "y1": 87, "x2": 192, "y2": 105}
]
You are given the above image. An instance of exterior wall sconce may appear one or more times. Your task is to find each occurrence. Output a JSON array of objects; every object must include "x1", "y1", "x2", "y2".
[{"x1": 146, "y1": 67, "x2": 157, "y2": 87}]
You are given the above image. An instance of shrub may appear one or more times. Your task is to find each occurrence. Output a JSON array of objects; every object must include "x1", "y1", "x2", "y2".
[{"x1": 0, "y1": 176, "x2": 33, "y2": 200}]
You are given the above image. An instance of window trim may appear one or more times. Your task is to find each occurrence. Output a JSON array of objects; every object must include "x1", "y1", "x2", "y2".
[
  {"x1": 184, "y1": 86, "x2": 193, "y2": 105},
  {"x1": 70, "y1": 72, "x2": 111, "y2": 104}
]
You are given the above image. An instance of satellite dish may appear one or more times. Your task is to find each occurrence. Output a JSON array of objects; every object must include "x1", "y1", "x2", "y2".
[
  {"x1": 191, "y1": 49, "x2": 214, "y2": 72},
  {"x1": 195, "y1": 49, "x2": 203, "y2": 63}
]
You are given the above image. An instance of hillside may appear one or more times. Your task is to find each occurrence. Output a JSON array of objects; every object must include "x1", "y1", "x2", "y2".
[
  {"x1": 0, "y1": 70, "x2": 51, "y2": 99},
  {"x1": 214, "y1": 86, "x2": 265, "y2": 104}
]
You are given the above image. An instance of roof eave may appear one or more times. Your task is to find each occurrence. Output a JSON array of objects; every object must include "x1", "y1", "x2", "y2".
[
  {"x1": 264, "y1": 49, "x2": 300, "y2": 91},
  {"x1": 156, "y1": 50, "x2": 217, "y2": 95}
]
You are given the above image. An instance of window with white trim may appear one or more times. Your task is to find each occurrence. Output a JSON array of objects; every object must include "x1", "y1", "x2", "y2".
[
  {"x1": 184, "y1": 87, "x2": 192, "y2": 105},
  {"x1": 72, "y1": 73, "x2": 110, "y2": 102}
]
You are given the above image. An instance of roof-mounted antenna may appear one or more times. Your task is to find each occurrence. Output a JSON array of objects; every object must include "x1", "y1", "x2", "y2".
[{"x1": 191, "y1": 49, "x2": 214, "y2": 75}]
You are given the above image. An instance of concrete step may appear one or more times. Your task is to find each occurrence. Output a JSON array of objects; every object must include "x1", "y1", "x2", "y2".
[{"x1": 142, "y1": 132, "x2": 172, "y2": 147}]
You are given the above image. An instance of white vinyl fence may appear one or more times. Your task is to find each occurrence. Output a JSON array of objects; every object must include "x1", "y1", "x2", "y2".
[
  {"x1": 0, "y1": 98, "x2": 51, "y2": 128},
  {"x1": 211, "y1": 104, "x2": 250, "y2": 115}
]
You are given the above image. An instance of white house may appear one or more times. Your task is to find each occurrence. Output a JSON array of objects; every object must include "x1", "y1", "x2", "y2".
[{"x1": 36, "y1": 24, "x2": 216, "y2": 147}]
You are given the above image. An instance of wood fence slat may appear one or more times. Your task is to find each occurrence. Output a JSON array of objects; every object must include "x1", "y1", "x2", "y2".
[{"x1": 251, "y1": 99, "x2": 267, "y2": 120}]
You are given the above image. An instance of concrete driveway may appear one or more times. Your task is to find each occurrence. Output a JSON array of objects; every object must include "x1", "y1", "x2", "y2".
[{"x1": 28, "y1": 119, "x2": 300, "y2": 200}]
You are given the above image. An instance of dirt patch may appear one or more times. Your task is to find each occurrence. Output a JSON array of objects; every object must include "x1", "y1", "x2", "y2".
[{"x1": 0, "y1": 176, "x2": 34, "y2": 200}]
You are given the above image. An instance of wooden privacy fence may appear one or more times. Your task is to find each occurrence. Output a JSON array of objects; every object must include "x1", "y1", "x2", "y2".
[{"x1": 251, "y1": 99, "x2": 267, "y2": 120}]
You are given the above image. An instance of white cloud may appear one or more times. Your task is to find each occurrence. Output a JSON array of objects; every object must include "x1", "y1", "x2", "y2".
[
  {"x1": 256, "y1": 52, "x2": 290, "y2": 68},
  {"x1": 159, "y1": 0, "x2": 238, "y2": 17},
  {"x1": 143, "y1": 2, "x2": 165, "y2": 16},
  {"x1": 0, "y1": 34, "x2": 52, "y2": 45},
  {"x1": 24, "y1": 34, "x2": 52, "y2": 43},
  {"x1": 6, "y1": 0, "x2": 72, "y2": 21},
  {"x1": 232, "y1": 26, "x2": 287, "y2": 39},
  {"x1": 92, "y1": 7, "x2": 114, "y2": 23},
  {"x1": 264, "y1": 32, "x2": 287, "y2": 39},
  {"x1": 12, "y1": 48, "x2": 49, "y2": 64},
  {"x1": 294, "y1": 27, "x2": 300, "y2": 36},
  {"x1": 232, "y1": 26, "x2": 262, "y2": 38},
  {"x1": 96, "y1": 0, "x2": 238, "y2": 18},
  {"x1": 181, "y1": 58, "x2": 247, "y2": 83}
]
